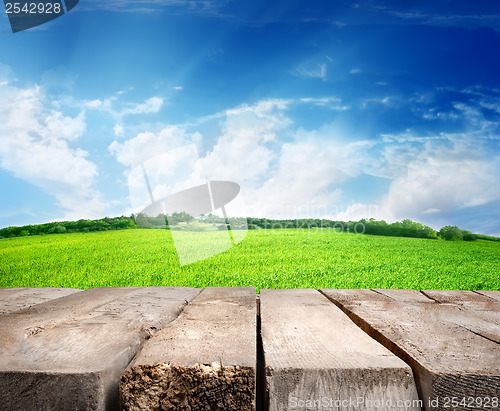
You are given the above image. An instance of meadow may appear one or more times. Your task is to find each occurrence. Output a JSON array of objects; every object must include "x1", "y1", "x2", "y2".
[{"x1": 0, "y1": 228, "x2": 499, "y2": 291}]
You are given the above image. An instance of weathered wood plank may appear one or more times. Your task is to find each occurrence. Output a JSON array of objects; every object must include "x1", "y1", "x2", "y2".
[
  {"x1": 0, "y1": 287, "x2": 82, "y2": 314},
  {"x1": 422, "y1": 289, "x2": 500, "y2": 309},
  {"x1": 321, "y1": 289, "x2": 500, "y2": 411},
  {"x1": 423, "y1": 289, "x2": 500, "y2": 315},
  {"x1": 260, "y1": 289, "x2": 420, "y2": 411},
  {"x1": 475, "y1": 290, "x2": 500, "y2": 302},
  {"x1": 422, "y1": 290, "x2": 500, "y2": 345},
  {"x1": 120, "y1": 287, "x2": 256, "y2": 411},
  {"x1": 374, "y1": 288, "x2": 434, "y2": 303},
  {"x1": 0, "y1": 286, "x2": 201, "y2": 411}
]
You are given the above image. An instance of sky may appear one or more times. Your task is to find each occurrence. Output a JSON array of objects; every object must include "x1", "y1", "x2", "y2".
[{"x1": 1, "y1": 0, "x2": 500, "y2": 235}]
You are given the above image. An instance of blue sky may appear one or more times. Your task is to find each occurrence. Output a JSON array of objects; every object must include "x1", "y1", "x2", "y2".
[{"x1": 1, "y1": 0, "x2": 500, "y2": 235}]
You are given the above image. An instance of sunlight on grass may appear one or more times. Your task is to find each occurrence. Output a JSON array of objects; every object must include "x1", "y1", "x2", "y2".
[{"x1": 1, "y1": 229, "x2": 499, "y2": 290}]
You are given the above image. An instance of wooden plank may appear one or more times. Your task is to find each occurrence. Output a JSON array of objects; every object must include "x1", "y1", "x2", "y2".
[
  {"x1": 423, "y1": 289, "x2": 500, "y2": 316},
  {"x1": 476, "y1": 290, "x2": 500, "y2": 302},
  {"x1": 374, "y1": 288, "x2": 434, "y2": 303},
  {"x1": 120, "y1": 287, "x2": 256, "y2": 411},
  {"x1": 260, "y1": 289, "x2": 420, "y2": 411},
  {"x1": 0, "y1": 287, "x2": 82, "y2": 314},
  {"x1": 321, "y1": 289, "x2": 500, "y2": 411},
  {"x1": 422, "y1": 290, "x2": 500, "y2": 345},
  {"x1": 0, "y1": 286, "x2": 200, "y2": 411},
  {"x1": 422, "y1": 289, "x2": 500, "y2": 309}
]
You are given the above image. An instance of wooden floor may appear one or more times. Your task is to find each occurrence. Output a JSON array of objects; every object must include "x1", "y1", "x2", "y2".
[{"x1": 0, "y1": 287, "x2": 498, "y2": 411}]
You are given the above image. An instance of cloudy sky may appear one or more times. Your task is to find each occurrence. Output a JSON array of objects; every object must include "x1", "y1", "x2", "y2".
[{"x1": 1, "y1": 0, "x2": 500, "y2": 235}]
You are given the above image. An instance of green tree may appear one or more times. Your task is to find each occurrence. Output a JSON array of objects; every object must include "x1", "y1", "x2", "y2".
[
  {"x1": 439, "y1": 226, "x2": 463, "y2": 241},
  {"x1": 461, "y1": 230, "x2": 478, "y2": 241}
]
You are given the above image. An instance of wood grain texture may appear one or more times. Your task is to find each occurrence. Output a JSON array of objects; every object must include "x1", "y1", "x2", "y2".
[
  {"x1": 475, "y1": 290, "x2": 500, "y2": 302},
  {"x1": 120, "y1": 287, "x2": 256, "y2": 411},
  {"x1": 422, "y1": 290, "x2": 500, "y2": 346},
  {"x1": 0, "y1": 286, "x2": 201, "y2": 411},
  {"x1": 422, "y1": 289, "x2": 500, "y2": 309},
  {"x1": 260, "y1": 289, "x2": 420, "y2": 411},
  {"x1": 321, "y1": 289, "x2": 500, "y2": 411},
  {"x1": 0, "y1": 287, "x2": 82, "y2": 314}
]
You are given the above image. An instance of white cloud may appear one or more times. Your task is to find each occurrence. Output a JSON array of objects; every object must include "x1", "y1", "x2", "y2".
[
  {"x1": 349, "y1": 68, "x2": 361, "y2": 74},
  {"x1": 109, "y1": 125, "x2": 196, "y2": 168},
  {"x1": 245, "y1": 123, "x2": 376, "y2": 218},
  {"x1": 110, "y1": 98, "x2": 371, "y2": 219},
  {"x1": 201, "y1": 99, "x2": 291, "y2": 187},
  {"x1": 85, "y1": 99, "x2": 102, "y2": 108},
  {"x1": 453, "y1": 102, "x2": 484, "y2": 125},
  {"x1": 173, "y1": 86, "x2": 183, "y2": 90},
  {"x1": 297, "y1": 63, "x2": 327, "y2": 81},
  {"x1": 39, "y1": 111, "x2": 86, "y2": 142},
  {"x1": 127, "y1": 145, "x2": 207, "y2": 214},
  {"x1": 122, "y1": 96, "x2": 163, "y2": 115},
  {"x1": 0, "y1": 82, "x2": 106, "y2": 220},
  {"x1": 246, "y1": 140, "x2": 345, "y2": 218},
  {"x1": 113, "y1": 124, "x2": 124, "y2": 137},
  {"x1": 110, "y1": 99, "x2": 294, "y2": 217},
  {"x1": 201, "y1": 103, "x2": 372, "y2": 218},
  {"x1": 337, "y1": 136, "x2": 500, "y2": 228},
  {"x1": 299, "y1": 97, "x2": 349, "y2": 111},
  {"x1": 361, "y1": 96, "x2": 395, "y2": 108},
  {"x1": 379, "y1": 139, "x2": 500, "y2": 221},
  {"x1": 381, "y1": 132, "x2": 439, "y2": 144},
  {"x1": 83, "y1": 0, "x2": 227, "y2": 15},
  {"x1": 85, "y1": 95, "x2": 163, "y2": 119},
  {"x1": 225, "y1": 98, "x2": 291, "y2": 118},
  {"x1": 117, "y1": 87, "x2": 133, "y2": 95}
]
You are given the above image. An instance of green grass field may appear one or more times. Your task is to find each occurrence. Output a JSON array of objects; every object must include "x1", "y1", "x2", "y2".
[{"x1": 1, "y1": 228, "x2": 499, "y2": 290}]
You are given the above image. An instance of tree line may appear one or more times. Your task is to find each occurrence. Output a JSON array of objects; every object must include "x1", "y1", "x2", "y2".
[
  {"x1": 1, "y1": 214, "x2": 499, "y2": 242},
  {"x1": 245, "y1": 217, "x2": 498, "y2": 242},
  {"x1": 246, "y1": 217, "x2": 439, "y2": 238},
  {"x1": 0, "y1": 216, "x2": 137, "y2": 238}
]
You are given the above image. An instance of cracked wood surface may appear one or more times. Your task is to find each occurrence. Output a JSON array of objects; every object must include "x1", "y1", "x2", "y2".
[
  {"x1": 0, "y1": 287, "x2": 82, "y2": 314},
  {"x1": 0, "y1": 287, "x2": 498, "y2": 410},
  {"x1": 120, "y1": 287, "x2": 256, "y2": 411},
  {"x1": 260, "y1": 289, "x2": 420, "y2": 411},
  {"x1": 321, "y1": 289, "x2": 500, "y2": 411},
  {"x1": 0, "y1": 287, "x2": 201, "y2": 410}
]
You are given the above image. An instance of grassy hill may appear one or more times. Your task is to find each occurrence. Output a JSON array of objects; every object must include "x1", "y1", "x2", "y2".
[{"x1": 1, "y1": 228, "x2": 498, "y2": 290}]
